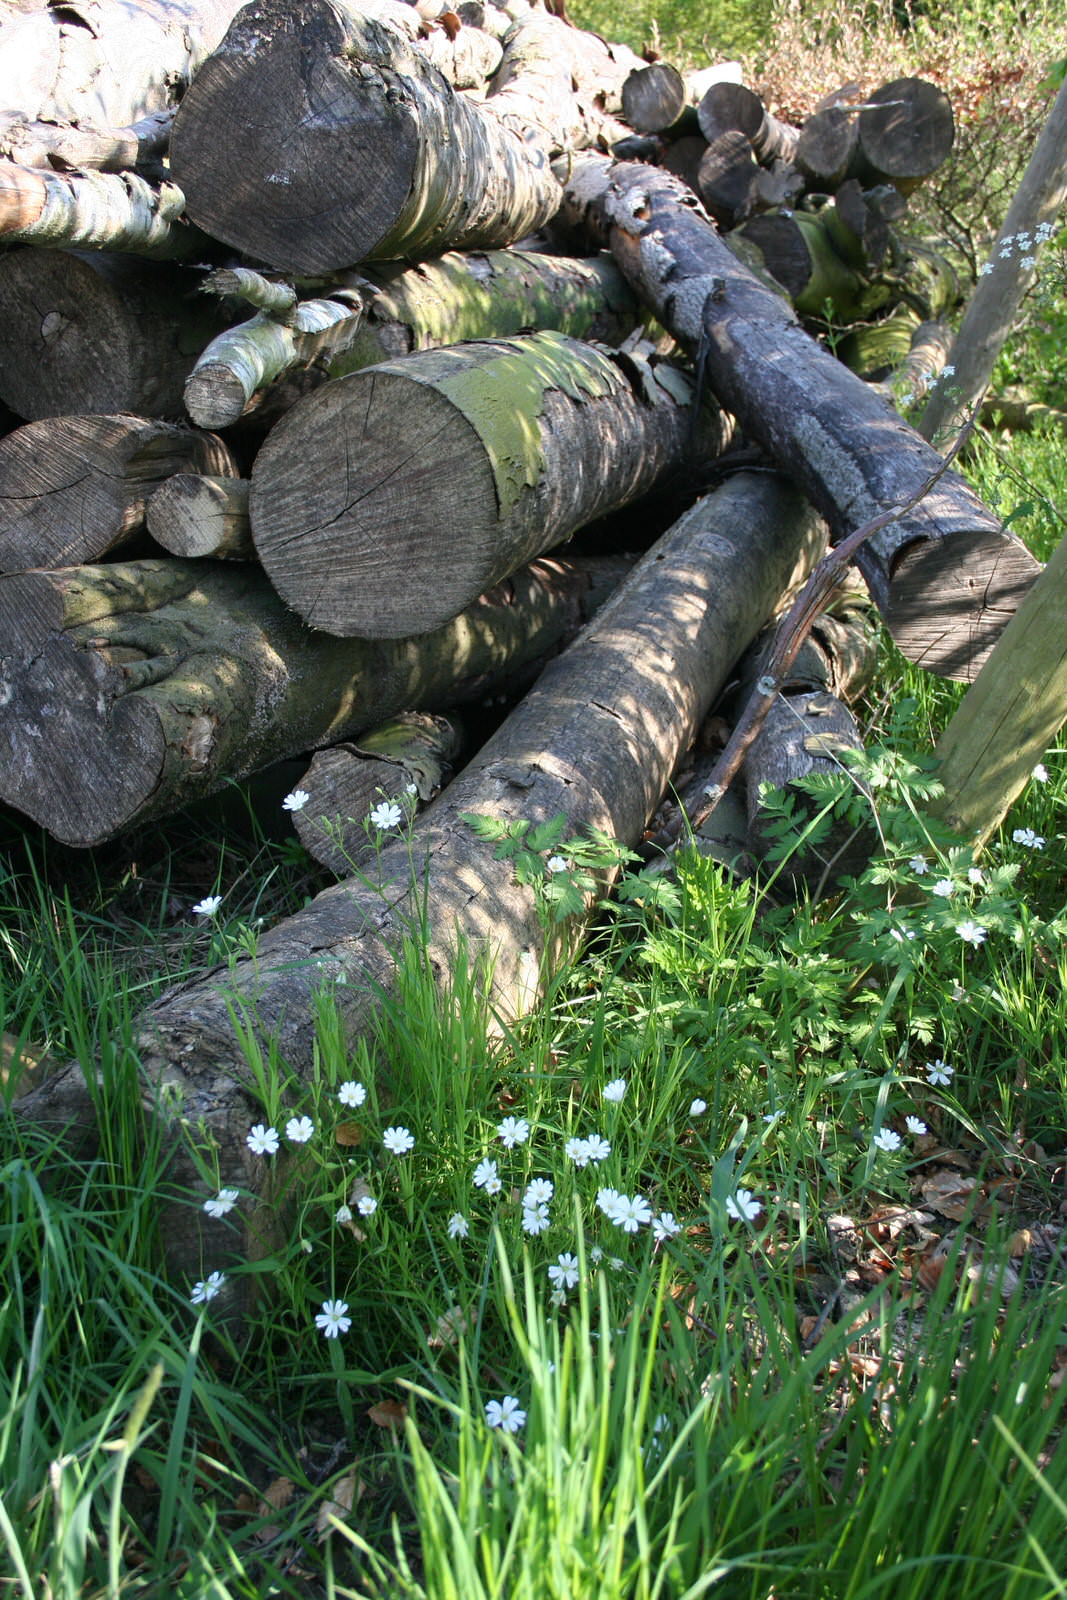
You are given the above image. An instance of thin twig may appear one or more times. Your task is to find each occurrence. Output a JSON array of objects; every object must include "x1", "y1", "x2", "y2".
[{"x1": 656, "y1": 410, "x2": 979, "y2": 848}]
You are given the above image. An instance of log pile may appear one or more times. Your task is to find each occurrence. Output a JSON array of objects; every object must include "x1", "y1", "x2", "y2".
[{"x1": 1, "y1": 0, "x2": 1047, "y2": 1253}]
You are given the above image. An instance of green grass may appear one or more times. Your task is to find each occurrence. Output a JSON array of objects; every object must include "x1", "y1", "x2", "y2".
[{"x1": 3, "y1": 2, "x2": 1067, "y2": 1593}]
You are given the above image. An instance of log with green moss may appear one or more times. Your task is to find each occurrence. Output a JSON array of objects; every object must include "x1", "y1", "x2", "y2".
[
  {"x1": 558, "y1": 154, "x2": 1038, "y2": 681},
  {"x1": 0, "y1": 552, "x2": 626, "y2": 848},
  {"x1": 185, "y1": 250, "x2": 642, "y2": 430},
  {"x1": 249, "y1": 329, "x2": 731, "y2": 639}
]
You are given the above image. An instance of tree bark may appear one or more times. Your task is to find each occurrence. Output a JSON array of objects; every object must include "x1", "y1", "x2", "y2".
[
  {"x1": 0, "y1": 0, "x2": 247, "y2": 130},
  {"x1": 557, "y1": 153, "x2": 1040, "y2": 681},
  {"x1": 918, "y1": 75, "x2": 1067, "y2": 447},
  {"x1": 249, "y1": 329, "x2": 731, "y2": 638},
  {"x1": 145, "y1": 474, "x2": 253, "y2": 560},
  {"x1": 12, "y1": 471, "x2": 823, "y2": 1296},
  {"x1": 697, "y1": 81, "x2": 799, "y2": 167},
  {"x1": 0, "y1": 415, "x2": 236, "y2": 571},
  {"x1": 0, "y1": 551, "x2": 623, "y2": 846},
  {"x1": 852, "y1": 78, "x2": 955, "y2": 196},
  {"x1": 0, "y1": 249, "x2": 229, "y2": 421},
  {"x1": 0, "y1": 109, "x2": 173, "y2": 175},
  {"x1": 185, "y1": 249, "x2": 642, "y2": 429},
  {"x1": 0, "y1": 161, "x2": 204, "y2": 258},
  {"x1": 293, "y1": 711, "x2": 466, "y2": 873},
  {"x1": 169, "y1": 0, "x2": 563, "y2": 274}
]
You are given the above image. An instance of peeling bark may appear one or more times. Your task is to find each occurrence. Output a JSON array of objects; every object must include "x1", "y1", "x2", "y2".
[
  {"x1": 557, "y1": 154, "x2": 1039, "y2": 681},
  {"x1": 0, "y1": 161, "x2": 204, "y2": 258}
]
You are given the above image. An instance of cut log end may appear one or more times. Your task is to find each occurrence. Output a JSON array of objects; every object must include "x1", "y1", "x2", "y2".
[
  {"x1": 881, "y1": 531, "x2": 1041, "y2": 682},
  {"x1": 250, "y1": 368, "x2": 501, "y2": 636}
]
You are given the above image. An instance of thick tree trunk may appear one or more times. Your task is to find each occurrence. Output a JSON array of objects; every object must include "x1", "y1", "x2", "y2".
[
  {"x1": 794, "y1": 79, "x2": 954, "y2": 197},
  {"x1": 249, "y1": 329, "x2": 731, "y2": 638},
  {"x1": 293, "y1": 712, "x2": 466, "y2": 873},
  {"x1": 0, "y1": 249, "x2": 229, "y2": 421},
  {"x1": 558, "y1": 154, "x2": 1040, "y2": 681},
  {"x1": 0, "y1": 551, "x2": 623, "y2": 846},
  {"x1": 145, "y1": 474, "x2": 253, "y2": 559},
  {"x1": 185, "y1": 249, "x2": 641, "y2": 429},
  {"x1": 0, "y1": 161, "x2": 203, "y2": 258},
  {"x1": 0, "y1": 415, "x2": 236, "y2": 571},
  {"x1": 13, "y1": 471, "x2": 823, "y2": 1297},
  {"x1": 0, "y1": 0, "x2": 247, "y2": 130},
  {"x1": 169, "y1": 0, "x2": 563, "y2": 273},
  {"x1": 698, "y1": 81, "x2": 799, "y2": 167},
  {"x1": 483, "y1": 7, "x2": 638, "y2": 150}
]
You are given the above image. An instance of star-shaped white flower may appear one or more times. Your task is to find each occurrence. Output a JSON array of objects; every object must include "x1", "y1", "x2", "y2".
[
  {"x1": 382, "y1": 1125, "x2": 414, "y2": 1155},
  {"x1": 190, "y1": 1270, "x2": 225, "y2": 1305},
  {"x1": 357, "y1": 1195, "x2": 378, "y2": 1216},
  {"x1": 338, "y1": 1080, "x2": 367, "y2": 1108},
  {"x1": 603, "y1": 1078, "x2": 627, "y2": 1103},
  {"x1": 485, "y1": 1395, "x2": 525, "y2": 1433},
  {"x1": 689, "y1": 1097, "x2": 707, "y2": 1115},
  {"x1": 368, "y1": 801, "x2": 403, "y2": 831},
  {"x1": 522, "y1": 1202, "x2": 551, "y2": 1235},
  {"x1": 905, "y1": 1115, "x2": 928, "y2": 1136},
  {"x1": 956, "y1": 920, "x2": 987, "y2": 947},
  {"x1": 286, "y1": 1115, "x2": 315, "y2": 1144},
  {"x1": 611, "y1": 1193, "x2": 652, "y2": 1233},
  {"x1": 1012, "y1": 827, "x2": 1045, "y2": 850},
  {"x1": 873, "y1": 1128, "x2": 902, "y2": 1154},
  {"x1": 524, "y1": 1177, "x2": 554, "y2": 1207},
  {"x1": 497, "y1": 1115, "x2": 530, "y2": 1148},
  {"x1": 315, "y1": 1299, "x2": 352, "y2": 1338},
  {"x1": 282, "y1": 789, "x2": 310, "y2": 812},
  {"x1": 725, "y1": 1189, "x2": 761, "y2": 1223},
  {"x1": 547, "y1": 1252, "x2": 580, "y2": 1290},
  {"x1": 203, "y1": 1187, "x2": 239, "y2": 1219},
  {"x1": 193, "y1": 894, "x2": 223, "y2": 916},
  {"x1": 246, "y1": 1123, "x2": 280, "y2": 1156},
  {"x1": 926, "y1": 1059, "x2": 954, "y2": 1087},
  {"x1": 653, "y1": 1211, "x2": 681, "y2": 1241},
  {"x1": 447, "y1": 1212, "x2": 469, "y2": 1239},
  {"x1": 473, "y1": 1157, "x2": 499, "y2": 1191},
  {"x1": 545, "y1": 855, "x2": 568, "y2": 874}
]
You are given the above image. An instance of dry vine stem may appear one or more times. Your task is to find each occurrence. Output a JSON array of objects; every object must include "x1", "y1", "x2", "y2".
[{"x1": 662, "y1": 412, "x2": 979, "y2": 846}]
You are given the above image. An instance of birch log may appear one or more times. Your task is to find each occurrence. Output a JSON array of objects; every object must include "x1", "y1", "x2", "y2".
[
  {"x1": 13, "y1": 471, "x2": 824, "y2": 1295},
  {"x1": 169, "y1": 0, "x2": 563, "y2": 273},
  {"x1": 0, "y1": 162, "x2": 203, "y2": 258},
  {"x1": 557, "y1": 154, "x2": 1040, "y2": 681},
  {"x1": 249, "y1": 330, "x2": 731, "y2": 638},
  {"x1": 0, "y1": 552, "x2": 622, "y2": 846}
]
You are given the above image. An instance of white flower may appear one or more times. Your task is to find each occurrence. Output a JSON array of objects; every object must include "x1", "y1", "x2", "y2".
[
  {"x1": 653, "y1": 1211, "x2": 681, "y2": 1241},
  {"x1": 405, "y1": 782, "x2": 418, "y2": 796},
  {"x1": 497, "y1": 1115, "x2": 530, "y2": 1148},
  {"x1": 967, "y1": 867, "x2": 985, "y2": 885},
  {"x1": 1012, "y1": 827, "x2": 1045, "y2": 850},
  {"x1": 192, "y1": 894, "x2": 223, "y2": 916},
  {"x1": 603, "y1": 1078, "x2": 627, "y2": 1103},
  {"x1": 565, "y1": 1136, "x2": 591, "y2": 1166},
  {"x1": 926, "y1": 1058, "x2": 954, "y2": 1086},
  {"x1": 941, "y1": 364, "x2": 955, "y2": 377},
  {"x1": 1021, "y1": 255, "x2": 1036, "y2": 270},
  {"x1": 905, "y1": 1115, "x2": 928, "y2": 1136},
  {"x1": 545, "y1": 855, "x2": 569, "y2": 874},
  {"x1": 338, "y1": 1080, "x2": 367, "y2": 1108},
  {"x1": 368, "y1": 801, "x2": 403, "y2": 831},
  {"x1": 473, "y1": 1157, "x2": 499, "y2": 1191},
  {"x1": 315, "y1": 1299, "x2": 352, "y2": 1338},
  {"x1": 978, "y1": 261, "x2": 994, "y2": 276},
  {"x1": 447, "y1": 1212, "x2": 469, "y2": 1239},
  {"x1": 932, "y1": 878, "x2": 954, "y2": 897},
  {"x1": 282, "y1": 789, "x2": 310, "y2": 812},
  {"x1": 335, "y1": 1204, "x2": 353, "y2": 1224},
  {"x1": 357, "y1": 1195, "x2": 378, "y2": 1216},
  {"x1": 522, "y1": 1202, "x2": 551, "y2": 1235},
  {"x1": 190, "y1": 1270, "x2": 225, "y2": 1305},
  {"x1": 1032, "y1": 763, "x2": 1049, "y2": 782},
  {"x1": 873, "y1": 1128, "x2": 902, "y2": 1153},
  {"x1": 203, "y1": 1187, "x2": 239, "y2": 1219},
  {"x1": 246, "y1": 1123, "x2": 280, "y2": 1156},
  {"x1": 483, "y1": 1174, "x2": 502, "y2": 1196},
  {"x1": 547, "y1": 1252, "x2": 580, "y2": 1290},
  {"x1": 612, "y1": 1193, "x2": 652, "y2": 1233},
  {"x1": 908, "y1": 855, "x2": 928, "y2": 875},
  {"x1": 725, "y1": 1189, "x2": 761, "y2": 1223},
  {"x1": 286, "y1": 1115, "x2": 315, "y2": 1144},
  {"x1": 763, "y1": 1110, "x2": 782, "y2": 1125},
  {"x1": 584, "y1": 1133, "x2": 611, "y2": 1163},
  {"x1": 689, "y1": 1097, "x2": 707, "y2": 1116},
  {"x1": 382, "y1": 1125, "x2": 415, "y2": 1155},
  {"x1": 999, "y1": 245, "x2": 1013, "y2": 258},
  {"x1": 956, "y1": 920, "x2": 987, "y2": 947},
  {"x1": 524, "y1": 1177, "x2": 554, "y2": 1207},
  {"x1": 548, "y1": 1287, "x2": 567, "y2": 1308},
  {"x1": 596, "y1": 1186, "x2": 623, "y2": 1219},
  {"x1": 485, "y1": 1395, "x2": 525, "y2": 1433}
]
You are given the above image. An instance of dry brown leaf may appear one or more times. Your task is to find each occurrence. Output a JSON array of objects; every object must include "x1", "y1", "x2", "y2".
[
  {"x1": 334, "y1": 1121, "x2": 363, "y2": 1147},
  {"x1": 428, "y1": 1305, "x2": 469, "y2": 1350},
  {"x1": 920, "y1": 1169, "x2": 981, "y2": 1221},
  {"x1": 260, "y1": 1475, "x2": 296, "y2": 1512},
  {"x1": 367, "y1": 1398, "x2": 407, "y2": 1431},
  {"x1": 315, "y1": 1470, "x2": 363, "y2": 1540}
]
